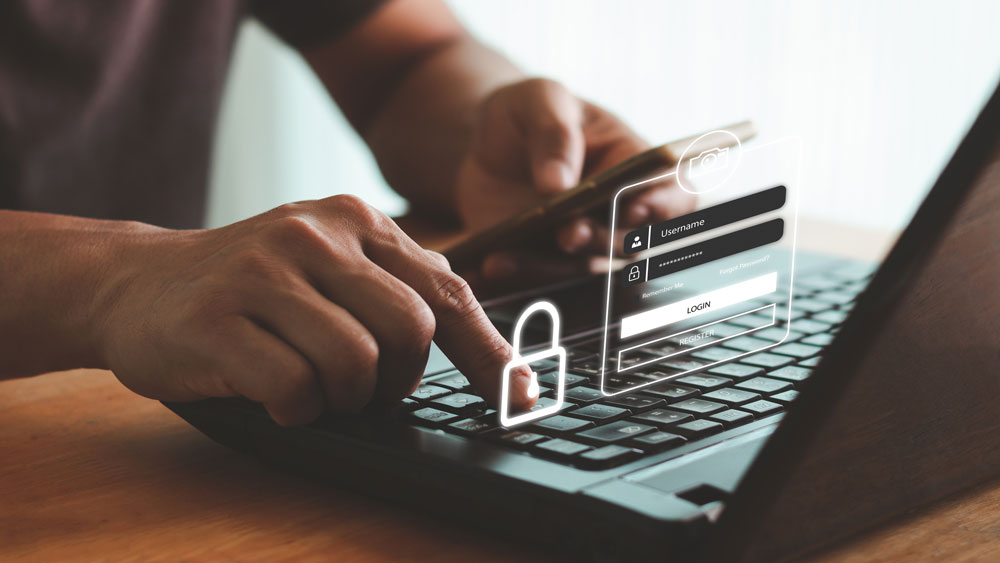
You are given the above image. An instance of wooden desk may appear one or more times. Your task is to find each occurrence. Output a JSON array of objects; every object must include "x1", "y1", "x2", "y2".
[{"x1": 3, "y1": 217, "x2": 995, "y2": 562}]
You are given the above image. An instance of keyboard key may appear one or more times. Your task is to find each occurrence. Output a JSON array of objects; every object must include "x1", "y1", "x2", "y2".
[
  {"x1": 768, "y1": 366, "x2": 812, "y2": 382},
  {"x1": 495, "y1": 430, "x2": 547, "y2": 448},
  {"x1": 532, "y1": 415, "x2": 594, "y2": 435},
  {"x1": 447, "y1": 418, "x2": 498, "y2": 436},
  {"x1": 646, "y1": 341, "x2": 683, "y2": 356},
  {"x1": 572, "y1": 361, "x2": 604, "y2": 377},
  {"x1": 629, "y1": 431, "x2": 686, "y2": 452},
  {"x1": 475, "y1": 408, "x2": 498, "y2": 419},
  {"x1": 787, "y1": 318, "x2": 834, "y2": 334},
  {"x1": 771, "y1": 343, "x2": 823, "y2": 359},
  {"x1": 771, "y1": 390, "x2": 800, "y2": 405},
  {"x1": 710, "y1": 409, "x2": 755, "y2": 428},
  {"x1": 632, "y1": 409, "x2": 693, "y2": 429},
  {"x1": 536, "y1": 438, "x2": 591, "y2": 458},
  {"x1": 702, "y1": 388, "x2": 760, "y2": 406},
  {"x1": 736, "y1": 377, "x2": 793, "y2": 394},
  {"x1": 675, "y1": 374, "x2": 731, "y2": 391},
  {"x1": 398, "y1": 397, "x2": 420, "y2": 411},
  {"x1": 728, "y1": 313, "x2": 771, "y2": 329},
  {"x1": 741, "y1": 399, "x2": 783, "y2": 417},
  {"x1": 752, "y1": 327, "x2": 805, "y2": 343},
  {"x1": 801, "y1": 333, "x2": 835, "y2": 347},
  {"x1": 691, "y1": 346, "x2": 738, "y2": 362},
  {"x1": 409, "y1": 407, "x2": 459, "y2": 427},
  {"x1": 798, "y1": 357, "x2": 823, "y2": 367},
  {"x1": 774, "y1": 307, "x2": 808, "y2": 322},
  {"x1": 529, "y1": 397, "x2": 576, "y2": 414},
  {"x1": 724, "y1": 336, "x2": 774, "y2": 352},
  {"x1": 570, "y1": 404, "x2": 629, "y2": 422},
  {"x1": 813, "y1": 310, "x2": 849, "y2": 324},
  {"x1": 602, "y1": 395, "x2": 665, "y2": 413},
  {"x1": 707, "y1": 323, "x2": 748, "y2": 337},
  {"x1": 741, "y1": 353, "x2": 794, "y2": 369},
  {"x1": 660, "y1": 358, "x2": 709, "y2": 372},
  {"x1": 791, "y1": 298, "x2": 833, "y2": 313},
  {"x1": 815, "y1": 291, "x2": 856, "y2": 305},
  {"x1": 619, "y1": 353, "x2": 660, "y2": 369},
  {"x1": 673, "y1": 419, "x2": 725, "y2": 439},
  {"x1": 564, "y1": 386, "x2": 604, "y2": 404},
  {"x1": 708, "y1": 363, "x2": 763, "y2": 381},
  {"x1": 743, "y1": 313, "x2": 778, "y2": 328},
  {"x1": 796, "y1": 275, "x2": 842, "y2": 291},
  {"x1": 576, "y1": 421, "x2": 655, "y2": 444},
  {"x1": 432, "y1": 373, "x2": 471, "y2": 391},
  {"x1": 412, "y1": 384, "x2": 451, "y2": 401},
  {"x1": 640, "y1": 383, "x2": 699, "y2": 402},
  {"x1": 538, "y1": 371, "x2": 588, "y2": 388},
  {"x1": 671, "y1": 398, "x2": 727, "y2": 415},
  {"x1": 605, "y1": 374, "x2": 658, "y2": 391},
  {"x1": 643, "y1": 368, "x2": 685, "y2": 380},
  {"x1": 578, "y1": 445, "x2": 642, "y2": 469},
  {"x1": 430, "y1": 393, "x2": 487, "y2": 414}
]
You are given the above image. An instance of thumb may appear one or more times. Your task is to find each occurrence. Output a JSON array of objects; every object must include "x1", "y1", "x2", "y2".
[{"x1": 520, "y1": 81, "x2": 586, "y2": 195}]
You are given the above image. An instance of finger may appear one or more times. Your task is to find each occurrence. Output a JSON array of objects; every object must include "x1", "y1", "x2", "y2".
[
  {"x1": 516, "y1": 80, "x2": 586, "y2": 195},
  {"x1": 630, "y1": 183, "x2": 698, "y2": 222},
  {"x1": 311, "y1": 261, "x2": 436, "y2": 403},
  {"x1": 555, "y1": 217, "x2": 594, "y2": 255},
  {"x1": 557, "y1": 217, "x2": 638, "y2": 257},
  {"x1": 363, "y1": 231, "x2": 537, "y2": 412},
  {"x1": 424, "y1": 249, "x2": 451, "y2": 270},
  {"x1": 221, "y1": 318, "x2": 327, "y2": 426},
  {"x1": 243, "y1": 277, "x2": 381, "y2": 413},
  {"x1": 556, "y1": 183, "x2": 695, "y2": 256},
  {"x1": 614, "y1": 178, "x2": 678, "y2": 227}
]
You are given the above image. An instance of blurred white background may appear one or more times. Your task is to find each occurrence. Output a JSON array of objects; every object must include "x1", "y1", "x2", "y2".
[{"x1": 207, "y1": 0, "x2": 1000, "y2": 232}]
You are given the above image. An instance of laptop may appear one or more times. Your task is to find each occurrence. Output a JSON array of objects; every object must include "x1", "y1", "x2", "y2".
[{"x1": 166, "y1": 79, "x2": 1000, "y2": 562}]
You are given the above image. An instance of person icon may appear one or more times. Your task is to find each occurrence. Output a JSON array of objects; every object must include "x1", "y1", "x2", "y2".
[{"x1": 631, "y1": 235, "x2": 643, "y2": 249}]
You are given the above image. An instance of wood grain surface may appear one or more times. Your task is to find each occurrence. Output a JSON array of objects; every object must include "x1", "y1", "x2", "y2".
[{"x1": 0, "y1": 369, "x2": 555, "y2": 562}]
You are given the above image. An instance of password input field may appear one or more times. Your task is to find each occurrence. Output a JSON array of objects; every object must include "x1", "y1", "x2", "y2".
[{"x1": 620, "y1": 272, "x2": 778, "y2": 339}]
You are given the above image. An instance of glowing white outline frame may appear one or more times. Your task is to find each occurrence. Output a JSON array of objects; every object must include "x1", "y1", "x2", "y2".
[
  {"x1": 499, "y1": 301, "x2": 567, "y2": 428},
  {"x1": 616, "y1": 303, "x2": 776, "y2": 374},
  {"x1": 598, "y1": 136, "x2": 803, "y2": 397},
  {"x1": 676, "y1": 130, "x2": 744, "y2": 195}
]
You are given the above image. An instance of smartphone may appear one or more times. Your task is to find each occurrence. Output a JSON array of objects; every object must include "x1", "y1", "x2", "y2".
[{"x1": 444, "y1": 120, "x2": 757, "y2": 270}]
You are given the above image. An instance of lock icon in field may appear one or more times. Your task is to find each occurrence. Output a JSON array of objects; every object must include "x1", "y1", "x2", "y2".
[
  {"x1": 628, "y1": 265, "x2": 641, "y2": 282},
  {"x1": 500, "y1": 301, "x2": 566, "y2": 428}
]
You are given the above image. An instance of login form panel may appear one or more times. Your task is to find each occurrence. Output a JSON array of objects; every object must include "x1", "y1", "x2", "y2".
[{"x1": 599, "y1": 136, "x2": 801, "y2": 396}]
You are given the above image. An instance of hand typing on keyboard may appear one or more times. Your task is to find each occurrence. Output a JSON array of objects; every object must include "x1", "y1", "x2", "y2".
[
  {"x1": 453, "y1": 79, "x2": 695, "y2": 289},
  {"x1": 93, "y1": 197, "x2": 537, "y2": 425}
]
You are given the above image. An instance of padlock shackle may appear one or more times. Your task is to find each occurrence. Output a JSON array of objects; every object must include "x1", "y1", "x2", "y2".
[{"x1": 510, "y1": 301, "x2": 561, "y2": 358}]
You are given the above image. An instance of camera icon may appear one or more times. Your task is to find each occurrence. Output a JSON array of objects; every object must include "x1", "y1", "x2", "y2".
[{"x1": 687, "y1": 146, "x2": 730, "y2": 178}]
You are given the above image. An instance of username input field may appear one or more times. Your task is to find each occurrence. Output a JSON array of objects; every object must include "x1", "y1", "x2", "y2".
[{"x1": 620, "y1": 271, "x2": 778, "y2": 339}]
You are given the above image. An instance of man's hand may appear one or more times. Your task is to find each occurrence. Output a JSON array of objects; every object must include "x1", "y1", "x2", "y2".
[
  {"x1": 455, "y1": 78, "x2": 696, "y2": 284},
  {"x1": 95, "y1": 196, "x2": 536, "y2": 426}
]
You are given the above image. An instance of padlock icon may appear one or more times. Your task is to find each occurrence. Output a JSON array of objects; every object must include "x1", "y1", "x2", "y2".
[
  {"x1": 628, "y1": 265, "x2": 641, "y2": 282},
  {"x1": 500, "y1": 301, "x2": 566, "y2": 428}
]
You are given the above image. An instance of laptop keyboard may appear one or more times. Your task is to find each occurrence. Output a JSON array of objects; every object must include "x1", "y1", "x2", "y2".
[{"x1": 401, "y1": 264, "x2": 874, "y2": 471}]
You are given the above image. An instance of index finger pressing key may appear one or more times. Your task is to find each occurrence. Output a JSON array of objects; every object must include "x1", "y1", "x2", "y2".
[{"x1": 363, "y1": 233, "x2": 537, "y2": 411}]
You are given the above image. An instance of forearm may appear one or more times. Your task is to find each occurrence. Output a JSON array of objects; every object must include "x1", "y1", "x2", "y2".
[
  {"x1": 0, "y1": 211, "x2": 159, "y2": 379},
  {"x1": 302, "y1": 0, "x2": 522, "y2": 218},
  {"x1": 362, "y1": 36, "x2": 521, "y2": 216}
]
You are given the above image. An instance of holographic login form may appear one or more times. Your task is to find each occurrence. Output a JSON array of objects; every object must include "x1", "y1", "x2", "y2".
[{"x1": 599, "y1": 136, "x2": 801, "y2": 396}]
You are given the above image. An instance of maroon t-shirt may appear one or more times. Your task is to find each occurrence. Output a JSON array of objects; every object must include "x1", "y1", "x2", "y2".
[{"x1": 0, "y1": 0, "x2": 382, "y2": 228}]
